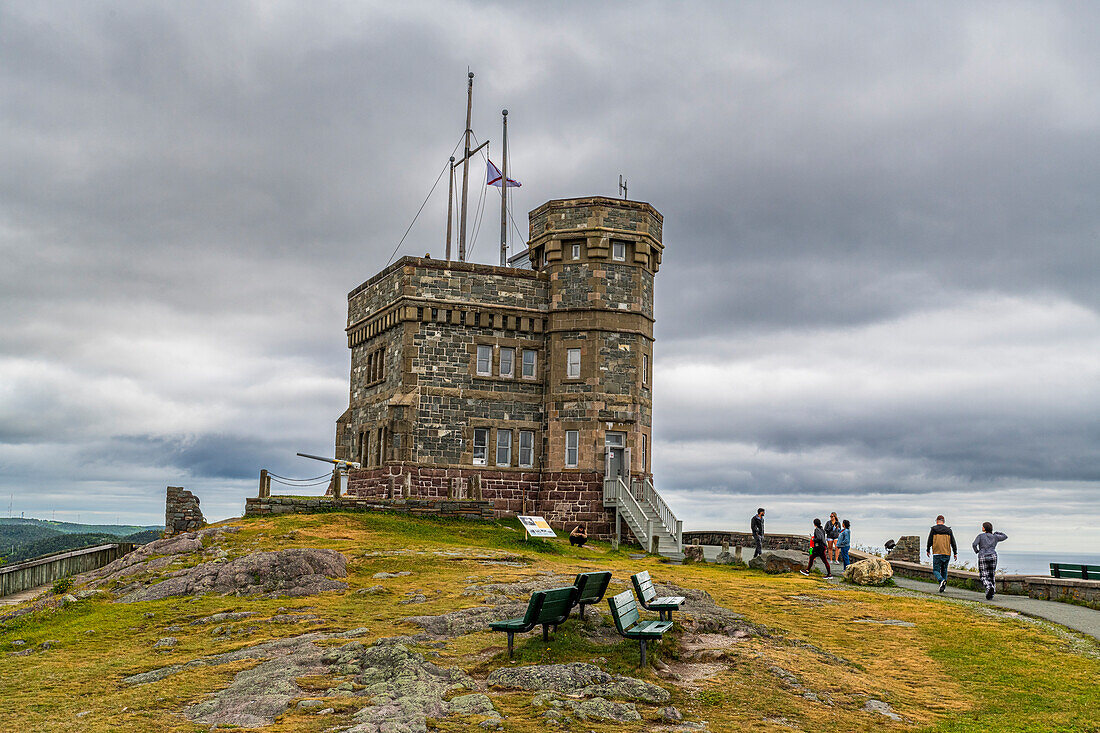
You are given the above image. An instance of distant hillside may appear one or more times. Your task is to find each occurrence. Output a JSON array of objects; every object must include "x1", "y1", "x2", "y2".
[{"x1": 0, "y1": 518, "x2": 163, "y2": 564}]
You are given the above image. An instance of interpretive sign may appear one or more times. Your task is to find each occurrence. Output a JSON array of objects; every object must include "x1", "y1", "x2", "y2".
[{"x1": 517, "y1": 515, "x2": 557, "y2": 538}]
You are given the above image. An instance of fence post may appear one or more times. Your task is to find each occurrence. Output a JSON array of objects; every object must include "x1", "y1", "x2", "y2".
[
  {"x1": 259, "y1": 469, "x2": 270, "y2": 498},
  {"x1": 332, "y1": 467, "x2": 343, "y2": 499}
]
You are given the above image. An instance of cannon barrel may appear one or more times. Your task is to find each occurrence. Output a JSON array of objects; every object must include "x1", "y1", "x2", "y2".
[{"x1": 296, "y1": 452, "x2": 361, "y2": 469}]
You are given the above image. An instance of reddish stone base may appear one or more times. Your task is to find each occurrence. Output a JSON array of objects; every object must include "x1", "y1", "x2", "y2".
[{"x1": 345, "y1": 463, "x2": 617, "y2": 540}]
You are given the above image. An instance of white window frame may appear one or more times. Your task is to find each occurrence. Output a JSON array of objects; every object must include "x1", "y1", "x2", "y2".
[
  {"x1": 612, "y1": 241, "x2": 626, "y2": 261},
  {"x1": 496, "y1": 429, "x2": 513, "y2": 467},
  {"x1": 499, "y1": 347, "x2": 515, "y2": 378},
  {"x1": 641, "y1": 434, "x2": 647, "y2": 471},
  {"x1": 521, "y1": 349, "x2": 537, "y2": 379},
  {"x1": 473, "y1": 428, "x2": 489, "y2": 465},
  {"x1": 566, "y1": 348, "x2": 581, "y2": 379},
  {"x1": 519, "y1": 430, "x2": 534, "y2": 467},
  {"x1": 476, "y1": 345, "x2": 492, "y2": 376},
  {"x1": 642, "y1": 354, "x2": 648, "y2": 385},
  {"x1": 572, "y1": 243, "x2": 580, "y2": 259},
  {"x1": 565, "y1": 430, "x2": 579, "y2": 467}
]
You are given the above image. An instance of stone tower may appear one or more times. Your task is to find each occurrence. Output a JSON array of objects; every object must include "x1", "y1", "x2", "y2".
[{"x1": 335, "y1": 196, "x2": 673, "y2": 544}]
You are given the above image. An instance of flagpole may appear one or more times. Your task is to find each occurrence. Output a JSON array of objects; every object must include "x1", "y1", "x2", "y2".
[
  {"x1": 446, "y1": 156, "x2": 455, "y2": 261},
  {"x1": 458, "y1": 71, "x2": 474, "y2": 262},
  {"x1": 499, "y1": 109, "x2": 509, "y2": 267}
]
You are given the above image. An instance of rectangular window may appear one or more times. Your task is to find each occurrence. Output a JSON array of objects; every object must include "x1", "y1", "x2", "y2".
[
  {"x1": 641, "y1": 434, "x2": 647, "y2": 471},
  {"x1": 606, "y1": 431, "x2": 625, "y2": 448},
  {"x1": 522, "y1": 349, "x2": 537, "y2": 378},
  {"x1": 476, "y1": 345, "x2": 492, "y2": 375},
  {"x1": 499, "y1": 347, "x2": 515, "y2": 378},
  {"x1": 642, "y1": 354, "x2": 648, "y2": 385},
  {"x1": 565, "y1": 430, "x2": 579, "y2": 467},
  {"x1": 496, "y1": 430, "x2": 513, "y2": 466},
  {"x1": 473, "y1": 428, "x2": 488, "y2": 465},
  {"x1": 376, "y1": 427, "x2": 385, "y2": 465},
  {"x1": 519, "y1": 430, "x2": 534, "y2": 467},
  {"x1": 566, "y1": 348, "x2": 581, "y2": 379},
  {"x1": 612, "y1": 241, "x2": 626, "y2": 261},
  {"x1": 572, "y1": 243, "x2": 580, "y2": 259}
]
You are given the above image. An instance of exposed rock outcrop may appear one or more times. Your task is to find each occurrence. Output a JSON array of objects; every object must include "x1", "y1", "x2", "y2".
[
  {"x1": 749, "y1": 550, "x2": 809, "y2": 575},
  {"x1": 487, "y1": 662, "x2": 670, "y2": 704},
  {"x1": 117, "y1": 548, "x2": 347, "y2": 602}
]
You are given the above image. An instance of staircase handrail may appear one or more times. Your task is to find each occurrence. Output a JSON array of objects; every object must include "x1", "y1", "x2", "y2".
[
  {"x1": 642, "y1": 478, "x2": 682, "y2": 551},
  {"x1": 614, "y1": 476, "x2": 651, "y2": 547}
]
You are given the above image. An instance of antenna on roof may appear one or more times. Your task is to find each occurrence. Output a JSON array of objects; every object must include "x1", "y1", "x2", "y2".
[{"x1": 618, "y1": 174, "x2": 628, "y2": 200}]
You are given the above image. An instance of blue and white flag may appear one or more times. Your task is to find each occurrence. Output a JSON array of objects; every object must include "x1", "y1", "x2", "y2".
[{"x1": 487, "y1": 160, "x2": 521, "y2": 188}]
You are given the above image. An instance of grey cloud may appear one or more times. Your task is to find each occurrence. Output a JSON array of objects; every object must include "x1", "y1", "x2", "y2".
[{"x1": 1, "y1": 3, "x2": 1098, "y2": 546}]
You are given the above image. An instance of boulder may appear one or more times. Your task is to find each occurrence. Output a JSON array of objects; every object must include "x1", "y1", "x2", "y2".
[
  {"x1": 488, "y1": 662, "x2": 670, "y2": 704},
  {"x1": 748, "y1": 550, "x2": 808, "y2": 574},
  {"x1": 844, "y1": 557, "x2": 893, "y2": 586}
]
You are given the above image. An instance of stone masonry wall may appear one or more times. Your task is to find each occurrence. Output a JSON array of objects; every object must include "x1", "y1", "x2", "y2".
[
  {"x1": 681, "y1": 530, "x2": 811, "y2": 552},
  {"x1": 245, "y1": 496, "x2": 493, "y2": 521},
  {"x1": 165, "y1": 486, "x2": 204, "y2": 536}
]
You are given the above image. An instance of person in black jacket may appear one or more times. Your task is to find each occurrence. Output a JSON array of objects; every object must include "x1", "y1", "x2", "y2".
[
  {"x1": 751, "y1": 508, "x2": 765, "y2": 558},
  {"x1": 800, "y1": 518, "x2": 833, "y2": 578}
]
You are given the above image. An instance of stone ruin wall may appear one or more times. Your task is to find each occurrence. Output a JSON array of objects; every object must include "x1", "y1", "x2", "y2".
[{"x1": 165, "y1": 486, "x2": 205, "y2": 536}]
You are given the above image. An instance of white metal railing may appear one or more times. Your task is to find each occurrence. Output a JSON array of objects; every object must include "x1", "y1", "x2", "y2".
[
  {"x1": 603, "y1": 477, "x2": 618, "y2": 505},
  {"x1": 614, "y1": 477, "x2": 652, "y2": 548},
  {"x1": 641, "y1": 478, "x2": 682, "y2": 550}
]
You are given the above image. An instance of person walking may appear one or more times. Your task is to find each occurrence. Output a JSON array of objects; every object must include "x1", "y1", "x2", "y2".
[
  {"x1": 751, "y1": 508, "x2": 765, "y2": 559},
  {"x1": 926, "y1": 515, "x2": 958, "y2": 593},
  {"x1": 837, "y1": 519, "x2": 851, "y2": 569},
  {"x1": 824, "y1": 512, "x2": 841, "y2": 563},
  {"x1": 800, "y1": 518, "x2": 833, "y2": 578},
  {"x1": 972, "y1": 522, "x2": 1008, "y2": 600}
]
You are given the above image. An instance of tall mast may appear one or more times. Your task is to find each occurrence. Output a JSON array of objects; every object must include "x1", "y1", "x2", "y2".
[
  {"x1": 499, "y1": 109, "x2": 509, "y2": 267},
  {"x1": 445, "y1": 156, "x2": 455, "y2": 261},
  {"x1": 458, "y1": 71, "x2": 474, "y2": 262}
]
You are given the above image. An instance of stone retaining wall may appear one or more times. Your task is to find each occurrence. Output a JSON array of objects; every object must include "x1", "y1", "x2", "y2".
[
  {"x1": 680, "y1": 530, "x2": 810, "y2": 551},
  {"x1": 888, "y1": 559, "x2": 1100, "y2": 608},
  {"x1": 245, "y1": 496, "x2": 494, "y2": 521}
]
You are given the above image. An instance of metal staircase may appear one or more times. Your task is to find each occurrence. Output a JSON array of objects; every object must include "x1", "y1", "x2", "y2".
[{"x1": 603, "y1": 476, "x2": 684, "y2": 561}]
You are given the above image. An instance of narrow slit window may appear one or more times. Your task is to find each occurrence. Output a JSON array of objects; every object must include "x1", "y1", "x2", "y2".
[
  {"x1": 566, "y1": 348, "x2": 581, "y2": 379},
  {"x1": 473, "y1": 428, "x2": 489, "y2": 465},
  {"x1": 476, "y1": 345, "x2": 492, "y2": 375},
  {"x1": 641, "y1": 354, "x2": 648, "y2": 385},
  {"x1": 572, "y1": 243, "x2": 580, "y2": 259},
  {"x1": 565, "y1": 430, "x2": 579, "y2": 467},
  {"x1": 519, "y1": 430, "x2": 534, "y2": 467},
  {"x1": 522, "y1": 349, "x2": 537, "y2": 379},
  {"x1": 496, "y1": 430, "x2": 513, "y2": 466}
]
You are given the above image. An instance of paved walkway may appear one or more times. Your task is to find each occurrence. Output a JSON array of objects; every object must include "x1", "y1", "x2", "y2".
[
  {"x1": 0, "y1": 583, "x2": 50, "y2": 607},
  {"x1": 889, "y1": 576, "x2": 1100, "y2": 642},
  {"x1": 696, "y1": 544, "x2": 1099, "y2": 641}
]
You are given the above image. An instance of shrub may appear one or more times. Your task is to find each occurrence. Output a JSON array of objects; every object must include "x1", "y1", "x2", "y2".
[{"x1": 52, "y1": 577, "x2": 73, "y2": 595}]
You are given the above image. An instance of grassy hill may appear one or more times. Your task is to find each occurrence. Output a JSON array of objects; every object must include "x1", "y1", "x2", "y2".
[
  {"x1": 0, "y1": 511, "x2": 1096, "y2": 732},
  {"x1": 0, "y1": 518, "x2": 162, "y2": 564}
]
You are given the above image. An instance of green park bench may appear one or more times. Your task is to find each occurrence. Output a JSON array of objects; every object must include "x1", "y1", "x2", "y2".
[
  {"x1": 1050, "y1": 563, "x2": 1100, "y2": 580},
  {"x1": 631, "y1": 570, "x2": 685, "y2": 621},
  {"x1": 571, "y1": 571, "x2": 612, "y2": 619},
  {"x1": 489, "y1": 585, "x2": 578, "y2": 657},
  {"x1": 608, "y1": 589, "x2": 673, "y2": 666}
]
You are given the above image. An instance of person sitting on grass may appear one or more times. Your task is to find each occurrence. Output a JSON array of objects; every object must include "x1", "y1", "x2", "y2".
[
  {"x1": 569, "y1": 525, "x2": 588, "y2": 547},
  {"x1": 800, "y1": 518, "x2": 833, "y2": 579}
]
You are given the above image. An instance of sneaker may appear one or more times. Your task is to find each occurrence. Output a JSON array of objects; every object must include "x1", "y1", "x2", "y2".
[
  {"x1": 799, "y1": 570, "x2": 810, "y2": 576},
  {"x1": 985, "y1": 587, "x2": 994, "y2": 600},
  {"x1": 939, "y1": 580, "x2": 947, "y2": 593},
  {"x1": 824, "y1": 575, "x2": 834, "y2": 580}
]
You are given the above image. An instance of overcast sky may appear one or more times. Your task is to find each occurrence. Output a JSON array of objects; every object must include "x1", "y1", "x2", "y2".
[{"x1": 2, "y1": 2, "x2": 1098, "y2": 553}]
